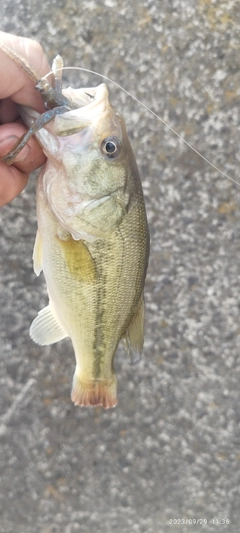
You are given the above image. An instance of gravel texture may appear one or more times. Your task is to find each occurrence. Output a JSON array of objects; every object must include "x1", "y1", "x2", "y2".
[{"x1": 1, "y1": 1, "x2": 240, "y2": 532}]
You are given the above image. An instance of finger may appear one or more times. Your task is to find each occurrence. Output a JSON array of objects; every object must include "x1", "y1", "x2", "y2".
[
  {"x1": 0, "y1": 98, "x2": 19, "y2": 123},
  {"x1": 0, "y1": 31, "x2": 52, "y2": 112},
  {"x1": 0, "y1": 162, "x2": 29, "y2": 206},
  {"x1": 0, "y1": 123, "x2": 46, "y2": 173}
]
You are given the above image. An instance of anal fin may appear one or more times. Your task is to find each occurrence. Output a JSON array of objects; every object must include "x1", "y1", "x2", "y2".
[
  {"x1": 122, "y1": 293, "x2": 145, "y2": 364},
  {"x1": 30, "y1": 304, "x2": 68, "y2": 345}
]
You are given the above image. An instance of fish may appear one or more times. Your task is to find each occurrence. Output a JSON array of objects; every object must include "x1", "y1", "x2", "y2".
[{"x1": 0, "y1": 48, "x2": 150, "y2": 408}]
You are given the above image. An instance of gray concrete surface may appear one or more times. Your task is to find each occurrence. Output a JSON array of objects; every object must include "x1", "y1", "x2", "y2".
[{"x1": 1, "y1": 1, "x2": 240, "y2": 532}]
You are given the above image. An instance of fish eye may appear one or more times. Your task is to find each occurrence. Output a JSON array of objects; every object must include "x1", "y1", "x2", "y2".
[{"x1": 101, "y1": 136, "x2": 122, "y2": 159}]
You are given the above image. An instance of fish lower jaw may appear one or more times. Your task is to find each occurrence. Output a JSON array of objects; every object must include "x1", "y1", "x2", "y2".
[{"x1": 71, "y1": 373, "x2": 117, "y2": 409}]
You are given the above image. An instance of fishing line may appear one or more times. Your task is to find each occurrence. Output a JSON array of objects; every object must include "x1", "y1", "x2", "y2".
[{"x1": 43, "y1": 66, "x2": 240, "y2": 188}]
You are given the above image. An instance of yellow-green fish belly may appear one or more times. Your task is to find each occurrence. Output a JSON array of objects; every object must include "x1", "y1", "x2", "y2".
[{"x1": 34, "y1": 179, "x2": 149, "y2": 408}]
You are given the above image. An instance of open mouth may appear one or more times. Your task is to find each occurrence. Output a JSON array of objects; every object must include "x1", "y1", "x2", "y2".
[{"x1": 54, "y1": 84, "x2": 110, "y2": 136}]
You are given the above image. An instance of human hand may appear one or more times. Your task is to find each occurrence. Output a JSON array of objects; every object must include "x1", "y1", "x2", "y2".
[{"x1": 0, "y1": 31, "x2": 51, "y2": 206}]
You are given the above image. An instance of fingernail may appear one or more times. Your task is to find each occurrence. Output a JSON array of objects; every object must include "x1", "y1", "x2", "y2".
[{"x1": 0, "y1": 136, "x2": 30, "y2": 162}]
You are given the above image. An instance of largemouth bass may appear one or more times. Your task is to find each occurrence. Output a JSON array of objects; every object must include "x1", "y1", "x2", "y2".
[{"x1": 1, "y1": 49, "x2": 150, "y2": 408}]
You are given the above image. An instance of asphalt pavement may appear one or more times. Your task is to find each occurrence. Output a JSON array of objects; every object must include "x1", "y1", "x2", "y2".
[{"x1": 1, "y1": 1, "x2": 240, "y2": 532}]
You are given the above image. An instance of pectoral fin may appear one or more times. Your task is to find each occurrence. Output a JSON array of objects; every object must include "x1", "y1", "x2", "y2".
[
  {"x1": 122, "y1": 293, "x2": 145, "y2": 364},
  {"x1": 33, "y1": 229, "x2": 42, "y2": 276},
  {"x1": 30, "y1": 304, "x2": 68, "y2": 345},
  {"x1": 58, "y1": 236, "x2": 97, "y2": 282}
]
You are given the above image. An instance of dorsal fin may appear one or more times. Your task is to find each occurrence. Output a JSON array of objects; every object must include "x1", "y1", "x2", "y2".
[{"x1": 122, "y1": 293, "x2": 144, "y2": 364}]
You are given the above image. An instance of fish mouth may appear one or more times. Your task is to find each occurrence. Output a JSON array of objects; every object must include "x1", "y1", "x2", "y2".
[
  {"x1": 54, "y1": 83, "x2": 111, "y2": 136},
  {"x1": 18, "y1": 83, "x2": 121, "y2": 156}
]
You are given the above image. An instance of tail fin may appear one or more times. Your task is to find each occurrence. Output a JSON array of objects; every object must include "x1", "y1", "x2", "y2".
[{"x1": 71, "y1": 373, "x2": 117, "y2": 409}]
